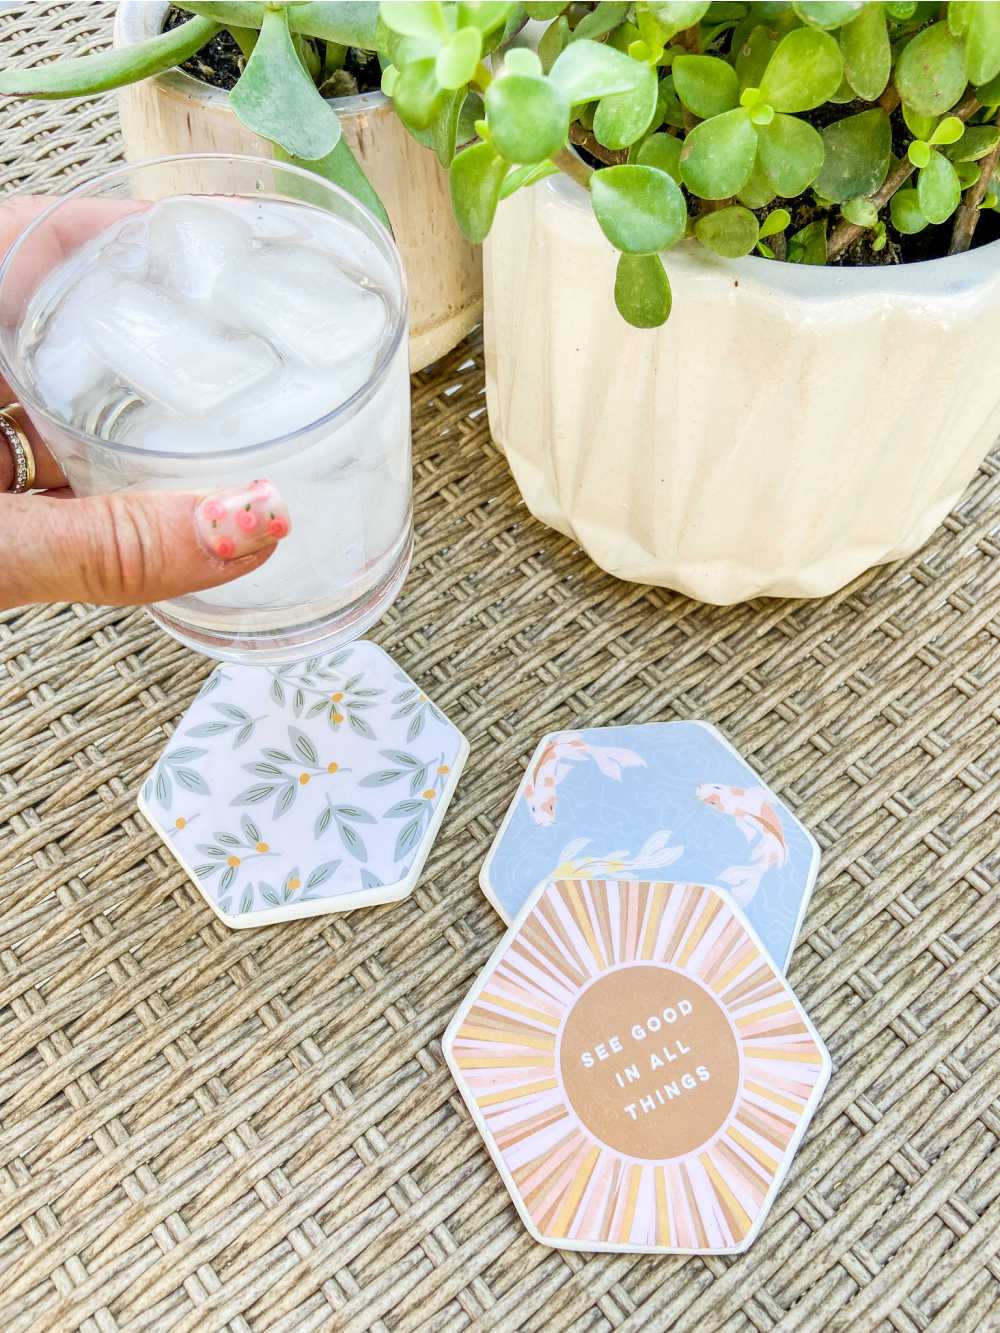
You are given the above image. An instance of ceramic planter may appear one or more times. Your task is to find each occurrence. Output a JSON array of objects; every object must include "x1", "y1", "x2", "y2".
[
  {"x1": 484, "y1": 173, "x2": 1000, "y2": 603},
  {"x1": 113, "y1": 1, "x2": 482, "y2": 372}
]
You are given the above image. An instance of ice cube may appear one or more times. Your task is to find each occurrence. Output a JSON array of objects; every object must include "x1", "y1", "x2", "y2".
[
  {"x1": 213, "y1": 242, "x2": 387, "y2": 381},
  {"x1": 148, "y1": 197, "x2": 251, "y2": 300},
  {"x1": 27, "y1": 270, "x2": 112, "y2": 422},
  {"x1": 89, "y1": 279, "x2": 279, "y2": 418}
]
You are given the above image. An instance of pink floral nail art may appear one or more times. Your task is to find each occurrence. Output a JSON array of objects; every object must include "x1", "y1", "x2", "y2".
[{"x1": 195, "y1": 479, "x2": 291, "y2": 561}]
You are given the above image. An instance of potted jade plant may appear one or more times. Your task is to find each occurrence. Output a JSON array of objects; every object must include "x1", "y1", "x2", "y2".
[
  {"x1": 0, "y1": 1, "x2": 483, "y2": 371},
  {"x1": 381, "y1": 0, "x2": 1000, "y2": 602}
]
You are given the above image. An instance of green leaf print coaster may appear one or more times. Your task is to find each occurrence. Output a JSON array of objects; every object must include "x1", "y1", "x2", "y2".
[{"x1": 138, "y1": 641, "x2": 469, "y2": 928}]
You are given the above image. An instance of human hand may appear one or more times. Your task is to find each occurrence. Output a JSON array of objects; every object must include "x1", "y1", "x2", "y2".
[{"x1": 0, "y1": 196, "x2": 290, "y2": 612}]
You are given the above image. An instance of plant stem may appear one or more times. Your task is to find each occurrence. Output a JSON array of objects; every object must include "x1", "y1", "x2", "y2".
[
  {"x1": 948, "y1": 112, "x2": 1000, "y2": 254},
  {"x1": 472, "y1": 60, "x2": 493, "y2": 91},
  {"x1": 568, "y1": 124, "x2": 627, "y2": 166},
  {"x1": 552, "y1": 145, "x2": 594, "y2": 189},
  {"x1": 827, "y1": 89, "x2": 980, "y2": 261}
]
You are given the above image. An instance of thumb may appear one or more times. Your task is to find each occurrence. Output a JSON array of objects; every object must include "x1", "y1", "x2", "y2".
[{"x1": 0, "y1": 479, "x2": 292, "y2": 609}]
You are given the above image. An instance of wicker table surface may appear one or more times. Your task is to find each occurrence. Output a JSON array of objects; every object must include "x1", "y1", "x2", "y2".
[{"x1": 2, "y1": 5, "x2": 1000, "y2": 1331}]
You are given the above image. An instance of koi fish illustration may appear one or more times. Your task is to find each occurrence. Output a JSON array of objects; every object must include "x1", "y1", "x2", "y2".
[
  {"x1": 696, "y1": 782, "x2": 788, "y2": 907},
  {"x1": 523, "y1": 731, "x2": 646, "y2": 827},
  {"x1": 552, "y1": 829, "x2": 684, "y2": 879}
]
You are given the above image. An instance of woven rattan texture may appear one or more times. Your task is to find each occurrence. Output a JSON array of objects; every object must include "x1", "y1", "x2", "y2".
[{"x1": 2, "y1": 4, "x2": 1000, "y2": 1331}]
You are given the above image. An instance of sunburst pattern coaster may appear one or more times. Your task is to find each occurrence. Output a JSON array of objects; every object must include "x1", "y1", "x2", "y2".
[
  {"x1": 445, "y1": 878, "x2": 830, "y2": 1255},
  {"x1": 138, "y1": 641, "x2": 468, "y2": 928}
]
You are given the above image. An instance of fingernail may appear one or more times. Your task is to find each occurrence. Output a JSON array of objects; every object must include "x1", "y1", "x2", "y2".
[{"x1": 195, "y1": 480, "x2": 291, "y2": 561}]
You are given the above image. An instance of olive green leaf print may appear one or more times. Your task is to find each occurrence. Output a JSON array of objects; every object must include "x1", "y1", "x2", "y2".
[
  {"x1": 359, "y1": 749, "x2": 453, "y2": 797},
  {"x1": 186, "y1": 702, "x2": 261, "y2": 749},
  {"x1": 314, "y1": 795, "x2": 376, "y2": 862},
  {"x1": 390, "y1": 674, "x2": 448, "y2": 744},
  {"x1": 268, "y1": 650, "x2": 384, "y2": 736},
  {"x1": 195, "y1": 669, "x2": 230, "y2": 699},
  {"x1": 231, "y1": 725, "x2": 349, "y2": 820},
  {"x1": 149, "y1": 745, "x2": 211, "y2": 809},
  {"x1": 192, "y1": 813, "x2": 277, "y2": 896},
  {"x1": 382, "y1": 753, "x2": 452, "y2": 862}
]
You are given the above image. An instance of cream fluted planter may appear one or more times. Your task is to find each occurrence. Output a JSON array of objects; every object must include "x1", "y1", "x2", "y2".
[
  {"x1": 114, "y1": 1, "x2": 482, "y2": 373},
  {"x1": 484, "y1": 172, "x2": 1000, "y2": 604}
]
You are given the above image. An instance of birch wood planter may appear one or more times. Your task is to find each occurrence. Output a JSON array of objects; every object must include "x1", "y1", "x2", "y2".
[
  {"x1": 484, "y1": 173, "x2": 1000, "y2": 604},
  {"x1": 113, "y1": 1, "x2": 482, "y2": 372}
]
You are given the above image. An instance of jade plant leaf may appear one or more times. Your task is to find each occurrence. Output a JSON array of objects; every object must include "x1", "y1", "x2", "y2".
[
  {"x1": 449, "y1": 141, "x2": 508, "y2": 240},
  {"x1": 590, "y1": 164, "x2": 688, "y2": 252},
  {"x1": 755, "y1": 113, "x2": 824, "y2": 196},
  {"x1": 965, "y1": 1, "x2": 1000, "y2": 85},
  {"x1": 787, "y1": 217, "x2": 827, "y2": 264},
  {"x1": 841, "y1": 195, "x2": 878, "y2": 227},
  {"x1": 393, "y1": 57, "x2": 448, "y2": 130},
  {"x1": 792, "y1": 1, "x2": 864, "y2": 29},
  {"x1": 380, "y1": 1, "x2": 453, "y2": 39},
  {"x1": 230, "y1": 6, "x2": 341, "y2": 160},
  {"x1": 840, "y1": 1, "x2": 891, "y2": 101},
  {"x1": 0, "y1": 15, "x2": 219, "y2": 98},
  {"x1": 680, "y1": 107, "x2": 757, "y2": 198},
  {"x1": 736, "y1": 155, "x2": 777, "y2": 208},
  {"x1": 946, "y1": 124, "x2": 1000, "y2": 161},
  {"x1": 694, "y1": 204, "x2": 759, "y2": 257},
  {"x1": 549, "y1": 37, "x2": 649, "y2": 102},
  {"x1": 524, "y1": 1, "x2": 569, "y2": 17},
  {"x1": 917, "y1": 149, "x2": 961, "y2": 223},
  {"x1": 759, "y1": 26, "x2": 845, "y2": 112},
  {"x1": 813, "y1": 108, "x2": 891, "y2": 202},
  {"x1": 573, "y1": 1, "x2": 630, "y2": 42},
  {"x1": 735, "y1": 25, "x2": 781, "y2": 91},
  {"x1": 436, "y1": 26, "x2": 483, "y2": 89},
  {"x1": 635, "y1": 131, "x2": 682, "y2": 181},
  {"x1": 890, "y1": 187, "x2": 927, "y2": 232},
  {"x1": 614, "y1": 252, "x2": 672, "y2": 327},
  {"x1": 646, "y1": 2, "x2": 711, "y2": 40},
  {"x1": 895, "y1": 22, "x2": 968, "y2": 116},
  {"x1": 593, "y1": 64, "x2": 659, "y2": 149},
  {"x1": 486, "y1": 72, "x2": 570, "y2": 162},
  {"x1": 672, "y1": 54, "x2": 740, "y2": 119},
  {"x1": 457, "y1": 1, "x2": 516, "y2": 33}
]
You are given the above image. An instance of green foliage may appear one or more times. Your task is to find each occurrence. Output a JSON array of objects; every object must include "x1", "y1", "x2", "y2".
[
  {"x1": 814, "y1": 108, "x2": 891, "y2": 201},
  {"x1": 4, "y1": 0, "x2": 1000, "y2": 332},
  {"x1": 614, "y1": 251, "x2": 672, "y2": 325},
  {"x1": 230, "y1": 7, "x2": 341, "y2": 158},
  {"x1": 591, "y1": 164, "x2": 687, "y2": 251},
  {"x1": 694, "y1": 204, "x2": 759, "y2": 256}
]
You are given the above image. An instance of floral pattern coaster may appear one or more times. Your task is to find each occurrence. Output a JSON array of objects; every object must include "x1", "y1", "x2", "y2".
[
  {"x1": 480, "y1": 722, "x2": 819, "y2": 972},
  {"x1": 138, "y1": 641, "x2": 469, "y2": 928}
]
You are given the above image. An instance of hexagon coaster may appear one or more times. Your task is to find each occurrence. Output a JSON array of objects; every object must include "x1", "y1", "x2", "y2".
[
  {"x1": 139, "y1": 641, "x2": 468, "y2": 928},
  {"x1": 445, "y1": 877, "x2": 831, "y2": 1255},
  {"x1": 480, "y1": 721, "x2": 819, "y2": 971}
]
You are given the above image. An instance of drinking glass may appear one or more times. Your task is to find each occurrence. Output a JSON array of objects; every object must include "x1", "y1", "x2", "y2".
[{"x1": 0, "y1": 154, "x2": 412, "y2": 664}]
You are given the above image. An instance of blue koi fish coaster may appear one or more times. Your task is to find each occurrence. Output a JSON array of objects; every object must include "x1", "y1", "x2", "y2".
[{"x1": 479, "y1": 721, "x2": 819, "y2": 972}]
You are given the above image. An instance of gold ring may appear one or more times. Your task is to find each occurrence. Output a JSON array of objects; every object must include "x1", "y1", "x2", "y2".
[{"x1": 0, "y1": 403, "x2": 35, "y2": 493}]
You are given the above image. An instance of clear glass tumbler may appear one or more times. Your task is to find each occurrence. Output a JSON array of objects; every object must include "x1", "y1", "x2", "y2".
[{"x1": 0, "y1": 154, "x2": 412, "y2": 664}]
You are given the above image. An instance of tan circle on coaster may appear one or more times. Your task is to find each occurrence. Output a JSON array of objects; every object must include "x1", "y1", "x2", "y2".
[{"x1": 559, "y1": 965, "x2": 741, "y2": 1159}]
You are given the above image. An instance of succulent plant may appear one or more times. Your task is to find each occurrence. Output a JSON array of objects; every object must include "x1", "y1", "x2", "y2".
[
  {"x1": 381, "y1": 0, "x2": 1000, "y2": 324},
  {"x1": 2, "y1": 2, "x2": 998, "y2": 328}
]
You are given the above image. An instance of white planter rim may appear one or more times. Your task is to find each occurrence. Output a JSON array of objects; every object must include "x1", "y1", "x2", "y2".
[
  {"x1": 541, "y1": 170, "x2": 1000, "y2": 298},
  {"x1": 114, "y1": 0, "x2": 388, "y2": 118}
]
